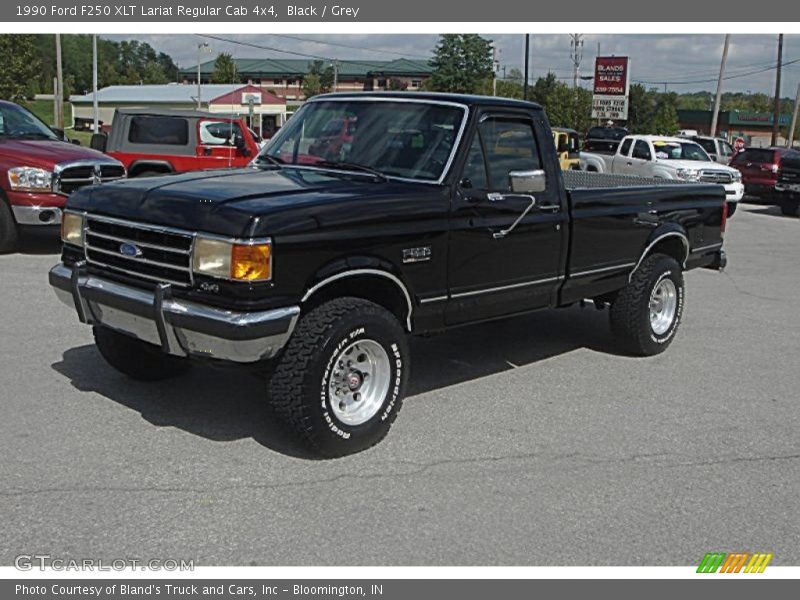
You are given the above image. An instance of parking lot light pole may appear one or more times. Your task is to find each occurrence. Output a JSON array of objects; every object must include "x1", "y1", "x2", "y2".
[
  {"x1": 92, "y1": 35, "x2": 99, "y2": 133},
  {"x1": 197, "y1": 42, "x2": 209, "y2": 109}
]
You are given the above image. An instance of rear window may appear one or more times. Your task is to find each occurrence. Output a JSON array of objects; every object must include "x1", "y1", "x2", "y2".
[
  {"x1": 695, "y1": 138, "x2": 717, "y2": 154},
  {"x1": 587, "y1": 126, "x2": 628, "y2": 141},
  {"x1": 734, "y1": 148, "x2": 776, "y2": 164},
  {"x1": 128, "y1": 116, "x2": 189, "y2": 146}
]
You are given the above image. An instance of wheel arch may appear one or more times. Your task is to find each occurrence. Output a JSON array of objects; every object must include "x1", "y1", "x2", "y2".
[
  {"x1": 629, "y1": 227, "x2": 690, "y2": 282},
  {"x1": 127, "y1": 160, "x2": 175, "y2": 177},
  {"x1": 300, "y1": 262, "x2": 414, "y2": 332}
]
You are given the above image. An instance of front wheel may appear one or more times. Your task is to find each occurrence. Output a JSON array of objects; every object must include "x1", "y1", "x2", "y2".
[
  {"x1": 269, "y1": 297, "x2": 409, "y2": 458},
  {"x1": 93, "y1": 326, "x2": 191, "y2": 381},
  {"x1": 727, "y1": 201, "x2": 738, "y2": 217},
  {"x1": 0, "y1": 198, "x2": 19, "y2": 254},
  {"x1": 610, "y1": 253, "x2": 685, "y2": 356}
]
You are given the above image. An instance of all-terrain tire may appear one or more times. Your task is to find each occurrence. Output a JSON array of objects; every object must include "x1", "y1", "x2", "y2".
[
  {"x1": 269, "y1": 297, "x2": 409, "y2": 458},
  {"x1": 610, "y1": 253, "x2": 685, "y2": 356},
  {"x1": 93, "y1": 326, "x2": 191, "y2": 381},
  {"x1": 780, "y1": 197, "x2": 799, "y2": 216},
  {"x1": 0, "y1": 197, "x2": 19, "y2": 254}
]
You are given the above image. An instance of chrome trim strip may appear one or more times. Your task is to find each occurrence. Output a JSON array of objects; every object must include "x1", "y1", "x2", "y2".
[
  {"x1": 273, "y1": 96, "x2": 471, "y2": 186},
  {"x1": 419, "y1": 295, "x2": 448, "y2": 305},
  {"x1": 85, "y1": 213, "x2": 194, "y2": 240},
  {"x1": 629, "y1": 231, "x2": 690, "y2": 281},
  {"x1": 85, "y1": 244, "x2": 191, "y2": 273},
  {"x1": 301, "y1": 268, "x2": 414, "y2": 331},
  {"x1": 450, "y1": 275, "x2": 563, "y2": 299},
  {"x1": 569, "y1": 262, "x2": 636, "y2": 278},
  {"x1": 84, "y1": 256, "x2": 190, "y2": 288},
  {"x1": 691, "y1": 242, "x2": 724, "y2": 253}
]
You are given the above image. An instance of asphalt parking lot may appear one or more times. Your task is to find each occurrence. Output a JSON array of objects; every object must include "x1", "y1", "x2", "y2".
[{"x1": 1, "y1": 202, "x2": 799, "y2": 566}]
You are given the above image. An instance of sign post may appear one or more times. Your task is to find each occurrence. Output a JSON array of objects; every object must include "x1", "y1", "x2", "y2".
[{"x1": 591, "y1": 56, "x2": 630, "y2": 122}]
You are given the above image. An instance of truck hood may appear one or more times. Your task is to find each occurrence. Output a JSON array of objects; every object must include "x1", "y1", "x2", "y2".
[
  {"x1": 0, "y1": 138, "x2": 114, "y2": 170},
  {"x1": 654, "y1": 159, "x2": 736, "y2": 173},
  {"x1": 66, "y1": 166, "x2": 441, "y2": 237}
]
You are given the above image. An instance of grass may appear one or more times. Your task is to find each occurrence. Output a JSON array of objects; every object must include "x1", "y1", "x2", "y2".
[{"x1": 23, "y1": 99, "x2": 94, "y2": 146}]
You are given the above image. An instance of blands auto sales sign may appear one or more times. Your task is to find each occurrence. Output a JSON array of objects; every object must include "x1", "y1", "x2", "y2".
[{"x1": 592, "y1": 56, "x2": 630, "y2": 120}]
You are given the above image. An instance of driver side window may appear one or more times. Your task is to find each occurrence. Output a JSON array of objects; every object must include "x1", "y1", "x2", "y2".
[
  {"x1": 460, "y1": 136, "x2": 489, "y2": 190},
  {"x1": 632, "y1": 140, "x2": 652, "y2": 161}
]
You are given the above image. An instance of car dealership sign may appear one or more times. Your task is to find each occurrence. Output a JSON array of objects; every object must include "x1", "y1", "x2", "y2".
[{"x1": 592, "y1": 56, "x2": 630, "y2": 121}]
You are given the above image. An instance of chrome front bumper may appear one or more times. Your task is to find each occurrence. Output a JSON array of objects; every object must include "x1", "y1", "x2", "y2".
[
  {"x1": 49, "y1": 263, "x2": 300, "y2": 363},
  {"x1": 12, "y1": 205, "x2": 63, "y2": 225}
]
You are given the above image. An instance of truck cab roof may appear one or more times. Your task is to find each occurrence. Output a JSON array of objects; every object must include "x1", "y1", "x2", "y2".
[{"x1": 311, "y1": 91, "x2": 543, "y2": 111}]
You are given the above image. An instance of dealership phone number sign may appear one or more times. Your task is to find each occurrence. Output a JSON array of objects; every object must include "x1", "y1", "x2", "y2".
[{"x1": 591, "y1": 56, "x2": 630, "y2": 121}]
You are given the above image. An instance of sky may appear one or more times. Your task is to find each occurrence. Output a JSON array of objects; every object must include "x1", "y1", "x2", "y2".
[{"x1": 104, "y1": 33, "x2": 800, "y2": 97}]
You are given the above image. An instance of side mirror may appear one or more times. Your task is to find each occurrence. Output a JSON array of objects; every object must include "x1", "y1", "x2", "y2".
[
  {"x1": 509, "y1": 169, "x2": 547, "y2": 194},
  {"x1": 71, "y1": 138, "x2": 81, "y2": 146},
  {"x1": 90, "y1": 133, "x2": 107, "y2": 152},
  {"x1": 51, "y1": 126, "x2": 66, "y2": 141},
  {"x1": 709, "y1": 153, "x2": 718, "y2": 161}
]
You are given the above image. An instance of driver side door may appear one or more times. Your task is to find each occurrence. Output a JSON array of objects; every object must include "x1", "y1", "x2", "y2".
[{"x1": 446, "y1": 112, "x2": 566, "y2": 325}]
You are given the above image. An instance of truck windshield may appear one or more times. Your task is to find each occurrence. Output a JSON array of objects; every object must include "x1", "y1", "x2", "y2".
[
  {"x1": 259, "y1": 99, "x2": 465, "y2": 181},
  {"x1": 652, "y1": 141, "x2": 711, "y2": 162},
  {"x1": 0, "y1": 102, "x2": 59, "y2": 140}
]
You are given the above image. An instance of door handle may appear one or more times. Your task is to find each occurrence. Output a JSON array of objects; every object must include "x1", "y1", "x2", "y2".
[
  {"x1": 487, "y1": 192, "x2": 505, "y2": 202},
  {"x1": 537, "y1": 203, "x2": 560, "y2": 212},
  {"x1": 627, "y1": 161, "x2": 633, "y2": 166}
]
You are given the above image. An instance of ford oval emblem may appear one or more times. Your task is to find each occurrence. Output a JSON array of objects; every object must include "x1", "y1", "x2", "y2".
[{"x1": 119, "y1": 242, "x2": 143, "y2": 258}]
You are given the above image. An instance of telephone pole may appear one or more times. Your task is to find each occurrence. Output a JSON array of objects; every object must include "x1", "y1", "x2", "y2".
[
  {"x1": 523, "y1": 34, "x2": 530, "y2": 101},
  {"x1": 788, "y1": 82, "x2": 800, "y2": 149},
  {"x1": 55, "y1": 34, "x2": 64, "y2": 129},
  {"x1": 570, "y1": 34, "x2": 584, "y2": 126},
  {"x1": 771, "y1": 34, "x2": 784, "y2": 147},
  {"x1": 92, "y1": 34, "x2": 99, "y2": 133},
  {"x1": 710, "y1": 34, "x2": 730, "y2": 138}
]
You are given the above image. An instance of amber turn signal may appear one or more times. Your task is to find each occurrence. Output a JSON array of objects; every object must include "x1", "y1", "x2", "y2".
[{"x1": 231, "y1": 243, "x2": 271, "y2": 281}]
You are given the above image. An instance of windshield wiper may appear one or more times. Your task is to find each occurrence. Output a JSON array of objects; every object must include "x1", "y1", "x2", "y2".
[{"x1": 314, "y1": 161, "x2": 388, "y2": 181}]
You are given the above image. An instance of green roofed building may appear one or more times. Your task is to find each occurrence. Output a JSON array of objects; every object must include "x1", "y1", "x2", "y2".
[{"x1": 179, "y1": 58, "x2": 433, "y2": 101}]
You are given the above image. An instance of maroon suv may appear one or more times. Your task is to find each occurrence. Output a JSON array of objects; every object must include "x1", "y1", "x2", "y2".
[{"x1": 729, "y1": 147, "x2": 792, "y2": 200}]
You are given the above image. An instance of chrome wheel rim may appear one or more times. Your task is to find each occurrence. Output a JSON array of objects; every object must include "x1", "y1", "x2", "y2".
[
  {"x1": 328, "y1": 339, "x2": 391, "y2": 426},
  {"x1": 649, "y1": 278, "x2": 677, "y2": 335}
]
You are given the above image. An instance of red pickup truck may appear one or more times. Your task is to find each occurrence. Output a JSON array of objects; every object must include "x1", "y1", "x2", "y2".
[
  {"x1": 92, "y1": 108, "x2": 262, "y2": 177},
  {"x1": 0, "y1": 100, "x2": 125, "y2": 253}
]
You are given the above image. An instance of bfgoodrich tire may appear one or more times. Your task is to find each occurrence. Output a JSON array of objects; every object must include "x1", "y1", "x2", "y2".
[
  {"x1": 269, "y1": 297, "x2": 409, "y2": 458},
  {"x1": 610, "y1": 253, "x2": 685, "y2": 356},
  {"x1": 0, "y1": 197, "x2": 19, "y2": 254},
  {"x1": 93, "y1": 326, "x2": 191, "y2": 381}
]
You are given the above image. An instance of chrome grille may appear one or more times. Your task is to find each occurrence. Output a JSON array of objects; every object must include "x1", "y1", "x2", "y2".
[
  {"x1": 55, "y1": 163, "x2": 126, "y2": 195},
  {"x1": 699, "y1": 170, "x2": 733, "y2": 184},
  {"x1": 84, "y1": 216, "x2": 193, "y2": 287}
]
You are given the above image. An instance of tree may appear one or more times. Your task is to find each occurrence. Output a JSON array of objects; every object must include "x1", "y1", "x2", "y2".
[
  {"x1": 427, "y1": 34, "x2": 493, "y2": 94},
  {"x1": 302, "y1": 60, "x2": 335, "y2": 99},
  {"x1": 210, "y1": 52, "x2": 238, "y2": 84},
  {"x1": 142, "y1": 61, "x2": 169, "y2": 84},
  {"x1": 0, "y1": 35, "x2": 40, "y2": 100},
  {"x1": 651, "y1": 93, "x2": 680, "y2": 135}
]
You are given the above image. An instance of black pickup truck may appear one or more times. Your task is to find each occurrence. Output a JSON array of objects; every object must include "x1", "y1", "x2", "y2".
[
  {"x1": 49, "y1": 92, "x2": 728, "y2": 457},
  {"x1": 775, "y1": 149, "x2": 800, "y2": 216}
]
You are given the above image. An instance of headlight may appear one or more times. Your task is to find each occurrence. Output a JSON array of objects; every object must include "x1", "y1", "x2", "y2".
[
  {"x1": 61, "y1": 212, "x2": 85, "y2": 246},
  {"x1": 193, "y1": 236, "x2": 272, "y2": 282},
  {"x1": 731, "y1": 170, "x2": 742, "y2": 182},
  {"x1": 8, "y1": 166, "x2": 53, "y2": 192},
  {"x1": 676, "y1": 168, "x2": 700, "y2": 181}
]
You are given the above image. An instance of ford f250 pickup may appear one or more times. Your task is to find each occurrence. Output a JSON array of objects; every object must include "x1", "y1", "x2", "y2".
[{"x1": 49, "y1": 93, "x2": 729, "y2": 457}]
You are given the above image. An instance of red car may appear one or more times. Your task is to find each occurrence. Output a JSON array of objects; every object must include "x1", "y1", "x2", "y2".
[
  {"x1": 307, "y1": 117, "x2": 357, "y2": 161},
  {"x1": 0, "y1": 100, "x2": 125, "y2": 253},
  {"x1": 92, "y1": 108, "x2": 261, "y2": 177},
  {"x1": 729, "y1": 147, "x2": 793, "y2": 200}
]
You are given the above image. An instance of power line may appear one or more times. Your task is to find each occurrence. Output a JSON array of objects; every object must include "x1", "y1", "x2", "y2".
[
  {"x1": 634, "y1": 57, "x2": 800, "y2": 86},
  {"x1": 264, "y1": 33, "x2": 431, "y2": 60}
]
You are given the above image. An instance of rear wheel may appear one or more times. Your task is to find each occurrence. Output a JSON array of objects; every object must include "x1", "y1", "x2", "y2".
[
  {"x1": 93, "y1": 326, "x2": 191, "y2": 381},
  {"x1": 269, "y1": 297, "x2": 409, "y2": 458},
  {"x1": 610, "y1": 253, "x2": 685, "y2": 356},
  {"x1": 0, "y1": 197, "x2": 19, "y2": 254},
  {"x1": 780, "y1": 197, "x2": 799, "y2": 216}
]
